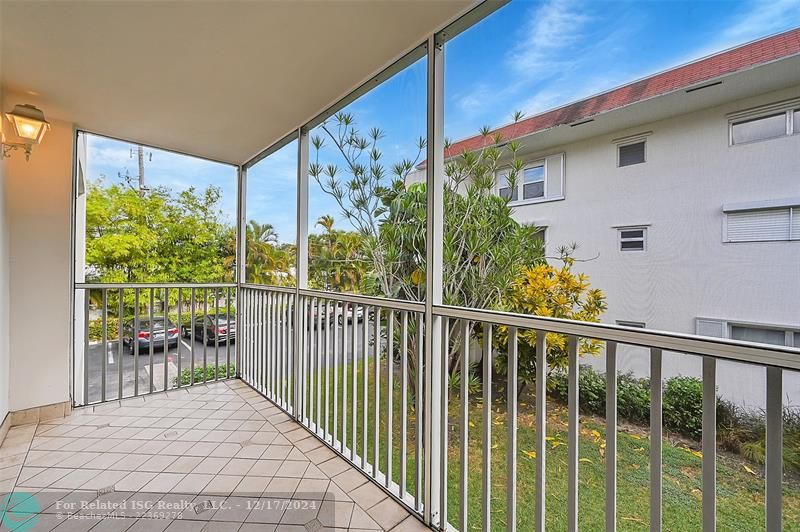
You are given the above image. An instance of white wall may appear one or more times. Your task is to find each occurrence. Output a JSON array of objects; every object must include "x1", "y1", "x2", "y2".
[
  {"x1": 5, "y1": 91, "x2": 74, "y2": 411},
  {"x1": 514, "y1": 85, "x2": 800, "y2": 332},
  {"x1": 510, "y1": 85, "x2": 800, "y2": 406}
]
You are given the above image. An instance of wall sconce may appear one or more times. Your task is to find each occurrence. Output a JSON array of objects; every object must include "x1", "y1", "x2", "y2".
[{"x1": 1, "y1": 104, "x2": 50, "y2": 161}]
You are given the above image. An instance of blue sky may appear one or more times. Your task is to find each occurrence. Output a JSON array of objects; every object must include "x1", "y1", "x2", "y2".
[{"x1": 87, "y1": 0, "x2": 800, "y2": 244}]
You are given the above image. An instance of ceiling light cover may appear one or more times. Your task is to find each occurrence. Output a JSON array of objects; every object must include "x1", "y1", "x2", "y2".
[{"x1": 5, "y1": 104, "x2": 50, "y2": 144}]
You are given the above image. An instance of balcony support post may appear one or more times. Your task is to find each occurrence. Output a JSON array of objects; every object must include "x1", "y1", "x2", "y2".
[
  {"x1": 294, "y1": 127, "x2": 310, "y2": 414},
  {"x1": 235, "y1": 164, "x2": 246, "y2": 378},
  {"x1": 424, "y1": 30, "x2": 445, "y2": 527}
]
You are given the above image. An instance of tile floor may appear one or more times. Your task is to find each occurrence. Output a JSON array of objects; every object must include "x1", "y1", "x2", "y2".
[{"x1": 0, "y1": 380, "x2": 427, "y2": 531}]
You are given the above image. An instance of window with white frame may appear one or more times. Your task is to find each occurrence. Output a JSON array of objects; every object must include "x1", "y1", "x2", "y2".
[
  {"x1": 729, "y1": 99, "x2": 799, "y2": 145},
  {"x1": 618, "y1": 226, "x2": 646, "y2": 251},
  {"x1": 522, "y1": 164, "x2": 545, "y2": 200},
  {"x1": 497, "y1": 169, "x2": 517, "y2": 201},
  {"x1": 724, "y1": 202, "x2": 800, "y2": 242},
  {"x1": 496, "y1": 153, "x2": 564, "y2": 203},
  {"x1": 697, "y1": 318, "x2": 798, "y2": 347}
]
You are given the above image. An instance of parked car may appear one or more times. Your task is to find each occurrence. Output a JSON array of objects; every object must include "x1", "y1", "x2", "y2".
[
  {"x1": 182, "y1": 313, "x2": 236, "y2": 345},
  {"x1": 308, "y1": 302, "x2": 372, "y2": 327},
  {"x1": 122, "y1": 317, "x2": 179, "y2": 352}
]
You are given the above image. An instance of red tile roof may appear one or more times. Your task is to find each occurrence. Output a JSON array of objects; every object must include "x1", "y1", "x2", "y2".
[{"x1": 443, "y1": 27, "x2": 800, "y2": 158}]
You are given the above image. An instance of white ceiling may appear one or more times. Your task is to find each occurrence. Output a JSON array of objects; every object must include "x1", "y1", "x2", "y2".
[{"x1": 1, "y1": 0, "x2": 474, "y2": 164}]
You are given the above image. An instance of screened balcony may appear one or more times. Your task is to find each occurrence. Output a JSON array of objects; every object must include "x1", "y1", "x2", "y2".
[{"x1": 2, "y1": 1, "x2": 800, "y2": 532}]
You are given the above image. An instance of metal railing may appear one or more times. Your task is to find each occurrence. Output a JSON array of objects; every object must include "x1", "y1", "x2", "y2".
[
  {"x1": 73, "y1": 283, "x2": 237, "y2": 407},
  {"x1": 239, "y1": 285, "x2": 427, "y2": 510},
  {"x1": 229, "y1": 286, "x2": 800, "y2": 530}
]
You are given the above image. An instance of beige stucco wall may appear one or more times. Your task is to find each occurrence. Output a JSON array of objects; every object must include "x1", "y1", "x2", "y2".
[
  {"x1": 0, "y1": 86, "x2": 9, "y2": 423},
  {"x1": 5, "y1": 91, "x2": 73, "y2": 412}
]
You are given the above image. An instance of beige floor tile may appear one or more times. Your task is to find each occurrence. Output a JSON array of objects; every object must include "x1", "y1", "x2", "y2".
[
  {"x1": 317, "y1": 499, "x2": 355, "y2": 529},
  {"x1": 279, "y1": 498, "x2": 320, "y2": 525},
  {"x1": 193, "y1": 457, "x2": 230, "y2": 475},
  {"x1": 81, "y1": 452, "x2": 127, "y2": 469},
  {"x1": 164, "y1": 456, "x2": 204, "y2": 474},
  {"x1": 183, "y1": 442, "x2": 220, "y2": 457},
  {"x1": 317, "y1": 456, "x2": 350, "y2": 477},
  {"x1": 390, "y1": 515, "x2": 430, "y2": 531},
  {"x1": 232, "y1": 475, "x2": 270, "y2": 496},
  {"x1": 275, "y1": 460, "x2": 309, "y2": 478},
  {"x1": 201, "y1": 474, "x2": 244, "y2": 496},
  {"x1": 223, "y1": 458, "x2": 256, "y2": 476},
  {"x1": 108, "y1": 453, "x2": 150, "y2": 471},
  {"x1": 262, "y1": 444, "x2": 292, "y2": 460},
  {"x1": 264, "y1": 476, "x2": 300, "y2": 498},
  {"x1": 18, "y1": 467, "x2": 73, "y2": 488},
  {"x1": 294, "y1": 478, "x2": 329, "y2": 500},
  {"x1": 79, "y1": 469, "x2": 130, "y2": 490},
  {"x1": 51, "y1": 468, "x2": 102, "y2": 489},
  {"x1": 137, "y1": 454, "x2": 179, "y2": 473},
  {"x1": 349, "y1": 481, "x2": 388, "y2": 511},
  {"x1": 331, "y1": 468, "x2": 368, "y2": 493},
  {"x1": 114, "y1": 471, "x2": 158, "y2": 492},
  {"x1": 348, "y1": 505, "x2": 382, "y2": 530},
  {"x1": 141, "y1": 472, "x2": 186, "y2": 493},
  {"x1": 248, "y1": 460, "x2": 280, "y2": 477},
  {"x1": 368, "y1": 497, "x2": 411, "y2": 530},
  {"x1": 170, "y1": 472, "x2": 215, "y2": 494}
]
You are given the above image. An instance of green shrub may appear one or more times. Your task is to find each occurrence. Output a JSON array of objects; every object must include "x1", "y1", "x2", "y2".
[
  {"x1": 548, "y1": 365, "x2": 800, "y2": 473},
  {"x1": 663, "y1": 376, "x2": 704, "y2": 440},
  {"x1": 173, "y1": 363, "x2": 236, "y2": 386},
  {"x1": 617, "y1": 373, "x2": 651, "y2": 425}
]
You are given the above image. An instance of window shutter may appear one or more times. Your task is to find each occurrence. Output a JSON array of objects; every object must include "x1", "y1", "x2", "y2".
[
  {"x1": 792, "y1": 207, "x2": 800, "y2": 240},
  {"x1": 545, "y1": 153, "x2": 564, "y2": 198},
  {"x1": 696, "y1": 319, "x2": 726, "y2": 338},
  {"x1": 726, "y1": 209, "x2": 791, "y2": 242},
  {"x1": 618, "y1": 141, "x2": 645, "y2": 166}
]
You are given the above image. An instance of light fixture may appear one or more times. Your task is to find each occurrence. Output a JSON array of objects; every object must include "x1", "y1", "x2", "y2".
[{"x1": 2, "y1": 104, "x2": 50, "y2": 161}]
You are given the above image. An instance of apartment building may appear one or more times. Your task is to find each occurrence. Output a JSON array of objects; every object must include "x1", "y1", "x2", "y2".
[{"x1": 442, "y1": 29, "x2": 800, "y2": 404}]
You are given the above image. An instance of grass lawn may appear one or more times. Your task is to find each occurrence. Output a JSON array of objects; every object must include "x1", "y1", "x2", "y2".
[{"x1": 295, "y1": 356, "x2": 800, "y2": 531}]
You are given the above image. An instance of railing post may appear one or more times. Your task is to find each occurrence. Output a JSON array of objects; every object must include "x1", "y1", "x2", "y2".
[
  {"x1": 424, "y1": 30, "x2": 445, "y2": 527},
  {"x1": 294, "y1": 127, "x2": 309, "y2": 415}
]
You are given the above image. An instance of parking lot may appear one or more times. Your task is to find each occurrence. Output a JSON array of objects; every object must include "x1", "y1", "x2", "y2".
[{"x1": 83, "y1": 320, "x2": 375, "y2": 404}]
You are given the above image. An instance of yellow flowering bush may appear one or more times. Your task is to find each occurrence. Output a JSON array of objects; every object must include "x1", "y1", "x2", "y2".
[{"x1": 496, "y1": 255, "x2": 607, "y2": 395}]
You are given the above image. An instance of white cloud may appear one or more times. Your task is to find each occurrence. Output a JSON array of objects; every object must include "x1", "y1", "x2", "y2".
[
  {"x1": 719, "y1": 0, "x2": 800, "y2": 45},
  {"x1": 666, "y1": 0, "x2": 800, "y2": 67},
  {"x1": 508, "y1": 0, "x2": 592, "y2": 75}
]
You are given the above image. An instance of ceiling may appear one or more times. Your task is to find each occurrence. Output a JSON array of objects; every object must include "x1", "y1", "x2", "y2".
[{"x1": 1, "y1": 0, "x2": 474, "y2": 164}]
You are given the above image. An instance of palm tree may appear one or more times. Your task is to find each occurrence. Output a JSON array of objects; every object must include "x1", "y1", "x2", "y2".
[{"x1": 248, "y1": 220, "x2": 278, "y2": 244}]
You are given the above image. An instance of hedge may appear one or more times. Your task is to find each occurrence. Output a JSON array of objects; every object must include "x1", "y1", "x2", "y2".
[
  {"x1": 550, "y1": 365, "x2": 800, "y2": 471},
  {"x1": 173, "y1": 364, "x2": 236, "y2": 386}
]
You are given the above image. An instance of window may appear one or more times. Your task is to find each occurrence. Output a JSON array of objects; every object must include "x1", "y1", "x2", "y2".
[
  {"x1": 724, "y1": 204, "x2": 800, "y2": 242},
  {"x1": 618, "y1": 140, "x2": 645, "y2": 167},
  {"x1": 731, "y1": 113, "x2": 787, "y2": 144},
  {"x1": 617, "y1": 320, "x2": 646, "y2": 328},
  {"x1": 618, "y1": 226, "x2": 646, "y2": 251},
  {"x1": 495, "y1": 153, "x2": 564, "y2": 203},
  {"x1": 794, "y1": 109, "x2": 800, "y2": 135},
  {"x1": 523, "y1": 164, "x2": 545, "y2": 200},
  {"x1": 730, "y1": 325, "x2": 788, "y2": 346},
  {"x1": 729, "y1": 100, "x2": 800, "y2": 145},
  {"x1": 498, "y1": 169, "x2": 517, "y2": 201},
  {"x1": 697, "y1": 318, "x2": 798, "y2": 347}
]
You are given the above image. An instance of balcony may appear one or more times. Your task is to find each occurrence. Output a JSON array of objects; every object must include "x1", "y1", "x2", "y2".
[{"x1": 2, "y1": 1, "x2": 800, "y2": 532}]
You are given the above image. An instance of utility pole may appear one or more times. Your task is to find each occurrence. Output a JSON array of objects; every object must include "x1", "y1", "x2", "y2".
[
  {"x1": 137, "y1": 145, "x2": 145, "y2": 197},
  {"x1": 131, "y1": 145, "x2": 152, "y2": 196}
]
